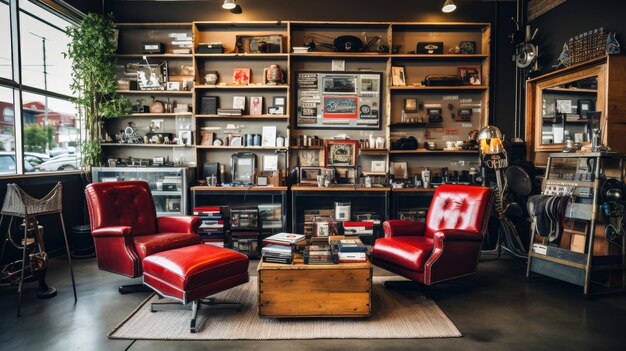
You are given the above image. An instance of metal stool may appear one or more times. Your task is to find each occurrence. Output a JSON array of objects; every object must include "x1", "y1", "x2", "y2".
[{"x1": 0, "y1": 182, "x2": 77, "y2": 316}]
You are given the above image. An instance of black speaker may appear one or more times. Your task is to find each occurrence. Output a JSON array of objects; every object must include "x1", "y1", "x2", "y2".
[
  {"x1": 202, "y1": 161, "x2": 221, "y2": 184},
  {"x1": 333, "y1": 35, "x2": 363, "y2": 52},
  {"x1": 200, "y1": 96, "x2": 218, "y2": 115}
]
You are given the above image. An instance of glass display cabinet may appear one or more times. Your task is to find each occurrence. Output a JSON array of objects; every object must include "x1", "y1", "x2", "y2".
[
  {"x1": 525, "y1": 55, "x2": 626, "y2": 166},
  {"x1": 91, "y1": 167, "x2": 194, "y2": 216}
]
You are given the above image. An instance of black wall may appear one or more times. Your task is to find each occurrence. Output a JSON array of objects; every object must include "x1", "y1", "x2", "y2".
[
  {"x1": 531, "y1": 0, "x2": 626, "y2": 71},
  {"x1": 101, "y1": 0, "x2": 519, "y2": 138},
  {"x1": 0, "y1": 174, "x2": 87, "y2": 263}
]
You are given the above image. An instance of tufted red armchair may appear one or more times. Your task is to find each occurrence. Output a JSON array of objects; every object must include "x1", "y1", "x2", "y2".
[
  {"x1": 85, "y1": 181, "x2": 201, "y2": 293},
  {"x1": 371, "y1": 184, "x2": 492, "y2": 286}
]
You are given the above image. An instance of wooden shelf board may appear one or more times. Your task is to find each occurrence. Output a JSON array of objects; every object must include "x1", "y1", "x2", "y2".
[
  {"x1": 194, "y1": 84, "x2": 289, "y2": 89},
  {"x1": 196, "y1": 146, "x2": 289, "y2": 150},
  {"x1": 116, "y1": 22, "x2": 192, "y2": 28},
  {"x1": 389, "y1": 123, "x2": 428, "y2": 128},
  {"x1": 544, "y1": 87, "x2": 597, "y2": 93},
  {"x1": 101, "y1": 143, "x2": 188, "y2": 148},
  {"x1": 290, "y1": 146, "x2": 324, "y2": 150},
  {"x1": 391, "y1": 54, "x2": 488, "y2": 59},
  {"x1": 390, "y1": 85, "x2": 488, "y2": 91},
  {"x1": 291, "y1": 185, "x2": 391, "y2": 192},
  {"x1": 116, "y1": 90, "x2": 192, "y2": 95},
  {"x1": 191, "y1": 186, "x2": 288, "y2": 192},
  {"x1": 290, "y1": 52, "x2": 390, "y2": 58},
  {"x1": 389, "y1": 149, "x2": 478, "y2": 154},
  {"x1": 196, "y1": 114, "x2": 288, "y2": 119},
  {"x1": 122, "y1": 113, "x2": 192, "y2": 117},
  {"x1": 194, "y1": 53, "x2": 289, "y2": 58},
  {"x1": 116, "y1": 54, "x2": 192, "y2": 58}
]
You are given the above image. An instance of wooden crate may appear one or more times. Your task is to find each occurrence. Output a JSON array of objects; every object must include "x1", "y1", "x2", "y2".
[{"x1": 257, "y1": 259, "x2": 372, "y2": 318}]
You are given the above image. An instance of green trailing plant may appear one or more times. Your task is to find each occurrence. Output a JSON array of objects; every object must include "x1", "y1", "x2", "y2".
[{"x1": 64, "y1": 13, "x2": 131, "y2": 169}]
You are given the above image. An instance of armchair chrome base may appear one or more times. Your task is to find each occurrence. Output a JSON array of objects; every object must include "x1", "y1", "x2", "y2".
[
  {"x1": 118, "y1": 284, "x2": 152, "y2": 294},
  {"x1": 150, "y1": 297, "x2": 242, "y2": 333}
]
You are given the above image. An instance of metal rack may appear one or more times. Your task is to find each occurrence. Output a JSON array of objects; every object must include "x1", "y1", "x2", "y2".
[{"x1": 526, "y1": 152, "x2": 625, "y2": 297}]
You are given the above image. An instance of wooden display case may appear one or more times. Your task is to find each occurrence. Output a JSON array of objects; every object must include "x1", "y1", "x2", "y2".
[{"x1": 525, "y1": 55, "x2": 626, "y2": 166}]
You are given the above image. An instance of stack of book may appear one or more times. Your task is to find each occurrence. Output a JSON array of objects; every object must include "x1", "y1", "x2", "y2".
[
  {"x1": 261, "y1": 233, "x2": 307, "y2": 264},
  {"x1": 337, "y1": 238, "x2": 368, "y2": 263},
  {"x1": 261, "y1": 245, "x2": 294, "y2": 264},
  {"x1": 292, "y1": 46, "x2": 310, "y2": 53},
  {"x1": 342, "y1": 221, "x2": 374, "y2": 236},
  {"x1": 304, "y1": 245, "x2": 336, "y2": 264},
  {"x1": 169, "y1": 32, "x2": 192, "y2": 54},
  {"x1": 194, "y1": 206, "x2": 225, "y2": 247},
  {"x1": 217, "y1": 108, "x2": 243, "y2": 116}
]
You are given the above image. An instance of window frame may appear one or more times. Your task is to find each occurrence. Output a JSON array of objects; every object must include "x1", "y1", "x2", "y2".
[{"x1": 0, "y1": 0, "x2": 82, "y2": 178}]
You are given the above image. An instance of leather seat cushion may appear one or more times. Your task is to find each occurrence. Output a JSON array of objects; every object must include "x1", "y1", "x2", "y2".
[
  {"x1": 142, "y1": 244, "x2": 249, "y2": 291},
  {"x1": 371, "y1": 236, "x2": 434, "y2": 272},
  {"x1": 134, "y1": 233, "x2": 201, "y2": 259}
]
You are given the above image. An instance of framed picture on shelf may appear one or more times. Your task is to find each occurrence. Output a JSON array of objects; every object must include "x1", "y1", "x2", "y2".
[
  {"x1": 263, "y1": 155, "x2": 279, "y2": 171},
  {"x1": 371, "y1": 160, "x2": 387, "y2": 173},
  {"x1": 404, "y1": 98, "x2": 417, "y2": 113},
  {"x1": 325, "y1": 139, "x2": 358, "y2": 167},
  {"x1": 299, "y1": 167, "x2": 322, "y2": 184},
  {"x1": 262, "y1": 126, "x2": 277, "y2": 147},
  {"x1": 273, "y1": 96, "x2": 286, "y2": 107},
  {"x1": 268, "y1": 106, "x2": 284, "y2": 115},
  {"x1": 233, "y1": 96, "x2": 246, "y2": 110},
  {"x1": 136, "y1": 62, "x2": 168, "y2": 91},
  {"x1": 391, "y1": 66, "x2": 406, "y2": 86},
  {"x1": 233, "y1": 68, "x2": 251, "y2": 85},
  {"x1": 200, "y1": 130, "x2": 214, "y2": 146},
  {"x1": 230, "y1": 135, "x2": 243, "y2": 146},
  {"x1": 390, "y1": 162, "x2": 408, "y2": 179},
  {"x1": 178, "y1": 130, "x2": 192, "y2": 146},
  {"x1": 298, "y1": 149, "x2": 321, "y2": 167},
  {"x1": 457, "y1": 66, "x2": 481, "y2": 86},
  {"x1": 250, "y1": 96, "x2": 263, "y2": 115}
]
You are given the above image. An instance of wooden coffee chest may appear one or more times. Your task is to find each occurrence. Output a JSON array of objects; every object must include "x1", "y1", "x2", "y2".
[{"x1": 257, "y1": 259, "x2": 372, "y2": 318}]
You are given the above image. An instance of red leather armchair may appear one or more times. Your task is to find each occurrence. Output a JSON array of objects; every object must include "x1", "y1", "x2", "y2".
[
  {"x1": 85, "y1": 181, "x2": 201, "y2": 293},
  {"x1": 371, "y1": 184, "x2": 492, "y2": 286}
]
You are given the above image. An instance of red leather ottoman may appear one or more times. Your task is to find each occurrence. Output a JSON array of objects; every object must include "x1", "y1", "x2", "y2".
[{"x1": 142, "y1": 244, "x2": 249, "y2": 332}]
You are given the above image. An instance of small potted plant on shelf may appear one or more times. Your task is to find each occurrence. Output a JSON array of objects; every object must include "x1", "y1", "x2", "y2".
[{"x1": 64, "y1": 13, "x2": 131, "y2": 172}]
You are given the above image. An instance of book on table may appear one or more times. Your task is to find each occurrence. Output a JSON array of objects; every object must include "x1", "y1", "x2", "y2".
[{"x1": 262, "y1": 232, "x2": 306, "y2": 246}]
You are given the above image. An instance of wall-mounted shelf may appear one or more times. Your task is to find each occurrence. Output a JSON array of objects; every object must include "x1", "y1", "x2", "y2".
[
  {"x1": 194, "y1": 85, "x2": 289, "y2": 90},
  {"x1": 196, "y1": 146, "x2": 289, "y2": 150},
  {"x1": 122, "y1": 113, "x2": 193, "y2": 117},
  {"x1": 389, "y1": 85, "x2": 489, "y2": 91},
  {"x1": 100, "y1": 143, "x2": 189, "y2": 148},
  {"x1": 116, "y1": 90, "x2": 193, "y2": 95},
  {"x1": 195, "y1": 114, "x2": 288, "y2": 119},
  {"x1": 116, "y1": 54, "x2": 193, "y2": 59},
  {"x1": 389, "y1": 149, "x2": 478, "y2": 155}
]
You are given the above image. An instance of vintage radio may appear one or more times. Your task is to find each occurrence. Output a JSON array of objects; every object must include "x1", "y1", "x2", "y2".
[
  {"x1": 197, "y1": 43, "x2": 224, "y2": 54},
  {"x1": 142, "y1": 41, "x2": 164, "y2": 54},
  {"x1": 427, "y1": 108, "x2": 443, "y2": 123},
  {"x1": 417, "y1": 42, "x2": 443, "y2": 54}
]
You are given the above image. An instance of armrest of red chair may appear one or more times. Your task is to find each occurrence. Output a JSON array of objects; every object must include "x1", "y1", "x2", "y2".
[
  {"x1": 92, "y1": 226, "x2": 133, "y2": 237},
  {"x1": 383, "y1": 220, "x2": 426, "y2": 238},
  {"x1": 157, "y1": 215, "x2": 201, "y2": 234},
  {"x1": 433, "y1": 229, "x2": 483, "y2": 242}
]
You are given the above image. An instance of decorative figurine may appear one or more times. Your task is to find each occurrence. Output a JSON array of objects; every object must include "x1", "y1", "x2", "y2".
[{"x1": 263, "y1": 64, "x2": 284, "y2": 85}]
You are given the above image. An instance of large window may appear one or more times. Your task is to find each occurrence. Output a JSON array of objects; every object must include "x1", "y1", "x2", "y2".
[
  {"x1": 19, "y1": 1, "x2": 73, "y2": 95},
  {"x1": 0, "y1": 86, "x2": 17, "y2": 175},
  {"x1": 0, "y1": 1, "x2": 11, "y2": 79},
  {"x1": 1, "y1": 0, "x2": 80, "y2": 176}
]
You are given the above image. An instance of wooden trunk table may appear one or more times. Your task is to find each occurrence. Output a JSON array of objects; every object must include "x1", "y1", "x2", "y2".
[{"x1": 257, "y1": 258, "x2": 373, "y2": 318}]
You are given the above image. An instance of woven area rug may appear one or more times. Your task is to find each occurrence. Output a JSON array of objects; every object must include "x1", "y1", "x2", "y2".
[{"x1": 109, "y1": 276, "x2": 461, "y2": 340}]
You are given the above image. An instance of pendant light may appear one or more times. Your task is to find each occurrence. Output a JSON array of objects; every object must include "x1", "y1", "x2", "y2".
[
  {"x1": 222, "y1": 0, "x2": 236, "y2": 10},
  {"x1": 442, "y1": 0, "x2": 457, "y2": 13}
]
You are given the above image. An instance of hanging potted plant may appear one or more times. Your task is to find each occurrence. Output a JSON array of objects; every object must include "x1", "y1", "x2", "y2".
[{"x1": 64, "y1": 13, "x2": 130, "y2": 172}]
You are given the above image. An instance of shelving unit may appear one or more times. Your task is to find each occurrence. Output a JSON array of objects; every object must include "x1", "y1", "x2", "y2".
[{"x1": 111, "y1": 20, "x2": 490, "y2": 197}]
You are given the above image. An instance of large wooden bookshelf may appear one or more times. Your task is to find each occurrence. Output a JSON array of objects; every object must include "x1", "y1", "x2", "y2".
[{"x1": 108, "y1": 21, "x2": 491, "y2": 181}]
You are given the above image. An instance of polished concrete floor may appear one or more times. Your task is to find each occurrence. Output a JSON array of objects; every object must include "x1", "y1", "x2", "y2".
[{"x1": 1, "y1": 255, "x2": 625, "y2": 351}]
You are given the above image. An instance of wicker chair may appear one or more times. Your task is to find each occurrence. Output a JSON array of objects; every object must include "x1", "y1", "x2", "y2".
[{"x1": 0, "y1": 182, "x2": 77, "y2": 316}]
